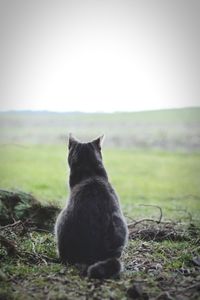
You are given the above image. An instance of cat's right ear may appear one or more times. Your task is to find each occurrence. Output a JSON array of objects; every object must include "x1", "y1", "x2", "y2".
[
  {"x1": 68, "y1": 133, "x2": 78, "y2": 149},
  {"x1": 92, "y1": 135, "x2": 105, "y2": 150}
]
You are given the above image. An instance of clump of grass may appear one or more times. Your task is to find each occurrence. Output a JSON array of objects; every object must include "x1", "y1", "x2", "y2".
[{"x1": 0, "y1": 189, "x2": 60, "y2": 230}]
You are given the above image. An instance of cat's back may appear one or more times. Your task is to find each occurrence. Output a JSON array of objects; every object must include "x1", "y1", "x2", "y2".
[
  {"x1": 70, "y1": 175, "x2": 118, "y2": 208},
  {"x1": 64, "y1": 176, "x2": 120, "y2": 234},
  {"x1": 56, "y1": 175, "x2": 126, "y2": 263}
]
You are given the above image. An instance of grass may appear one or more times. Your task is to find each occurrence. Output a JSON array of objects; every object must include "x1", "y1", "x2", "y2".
[
  {"x1": 1, "y1": 229, "x2": 200, "y2": 300},
  {"x1": 0, "y1": 145, "x2": 200, "y2": 220}
]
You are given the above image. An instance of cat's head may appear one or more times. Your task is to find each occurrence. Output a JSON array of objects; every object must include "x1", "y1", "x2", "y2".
[{"x1": 68, "y1": 134, "x2": 104, "y2": 170}]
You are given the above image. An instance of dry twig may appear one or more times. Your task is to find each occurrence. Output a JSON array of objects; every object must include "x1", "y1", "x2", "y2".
[
  {"x1": 0, "y1": 220, "x2": 23, "y2": 231},
  {"x1": 128, "y1": 204, "x2": 163, "y2": 229}
]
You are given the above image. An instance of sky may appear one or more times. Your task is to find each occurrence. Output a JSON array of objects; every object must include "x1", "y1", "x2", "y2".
[{"x1": 0, "y1": 0, "x2": 200, "y2": 112}]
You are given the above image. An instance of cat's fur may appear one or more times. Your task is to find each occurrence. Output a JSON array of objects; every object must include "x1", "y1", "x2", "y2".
[{"x1": 55, "y1": 134, "x2": 128, "y2": 279}]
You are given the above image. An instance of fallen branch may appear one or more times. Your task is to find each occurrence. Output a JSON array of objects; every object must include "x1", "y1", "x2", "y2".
[
  {"x1": 0, "y1": 220, "x2": 23, "y2": 231},
  {"x1": 128, "y1": 204, "x2": 163, "y2": 229},
  {"x1": 139, "y1": 204, "x2": 163, "y2": 223},
  {"x1": 128, "y1": 218, "x2": 159, "y2": 228}
]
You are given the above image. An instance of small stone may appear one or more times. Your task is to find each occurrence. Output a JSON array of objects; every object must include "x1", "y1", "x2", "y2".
[
  {"x1": 192, "y1": 256, "x2": 200, "y2": 267},
  {"x1": 127, "y1": 283, "x2": 148, "y2": 299},
  {"x1": 156, "y1": 263, "x2": 163, "y2": 270},
  {"x1": 59, "y1": 268, "x2": 66, "y2": 275}
]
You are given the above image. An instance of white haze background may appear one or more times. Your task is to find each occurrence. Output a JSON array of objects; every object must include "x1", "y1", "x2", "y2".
[{"x1": 0, "y1": 0, "x2": 200, "y2": 112}]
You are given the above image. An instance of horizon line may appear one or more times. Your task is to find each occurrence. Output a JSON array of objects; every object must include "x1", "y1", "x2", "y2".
[{"x1": 0, "y1": 106, "x2": 200, "y2": 114}]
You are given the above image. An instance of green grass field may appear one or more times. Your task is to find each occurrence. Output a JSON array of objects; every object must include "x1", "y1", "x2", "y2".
[
  {"x1": 1, "y1": 108, "x2": 200, "y2": 299},
  {"x1": 0, "y1": 145, "x2": 200, "y2": 220}
]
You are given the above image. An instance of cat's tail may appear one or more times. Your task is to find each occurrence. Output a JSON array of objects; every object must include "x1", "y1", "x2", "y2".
[{"x1": 87, "y1": 258, "x2": 122, "y2": 279}]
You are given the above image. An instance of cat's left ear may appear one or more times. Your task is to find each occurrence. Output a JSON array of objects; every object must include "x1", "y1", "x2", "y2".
[
  {"x1": 68, "y1": 133, "x2": 78, "y2": 149},
  {"x1": 92, "y1": 135, "x2": 105, "y2": 150}
]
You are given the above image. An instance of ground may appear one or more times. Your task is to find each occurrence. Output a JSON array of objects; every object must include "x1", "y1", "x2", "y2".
[{"x1": 0, "y1": 219, "x2": 200, "y2": 300}]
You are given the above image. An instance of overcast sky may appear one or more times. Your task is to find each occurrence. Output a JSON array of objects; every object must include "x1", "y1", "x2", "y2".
[{"x1": 0, "y1": 0, "x2": 200, "y2": 112}]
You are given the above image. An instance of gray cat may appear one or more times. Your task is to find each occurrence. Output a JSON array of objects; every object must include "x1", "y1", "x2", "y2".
[{"x1": 55, "y1": 134, "x2": 128, "y2": 279}]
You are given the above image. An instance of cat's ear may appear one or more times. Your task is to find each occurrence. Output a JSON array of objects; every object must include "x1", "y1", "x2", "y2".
[
  {"x1": 68, "y1": 133, "x2": 78, "y2": 149},
  {"x1": 92, "y1": 135, "x2": 105, "y2": 150}
]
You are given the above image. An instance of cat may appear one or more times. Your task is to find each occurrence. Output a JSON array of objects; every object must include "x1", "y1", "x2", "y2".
[{"x1": 55, "y1": 134, "x2": 128, "y2": 279}]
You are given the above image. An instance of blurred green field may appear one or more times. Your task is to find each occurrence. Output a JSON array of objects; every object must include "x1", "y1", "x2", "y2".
[
  {"x1": 0, "y1": 144, "x2": 200, "y2": 221},
  {"x1": 1, "y1": 107, "x2": 200, "y2": 150}
]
